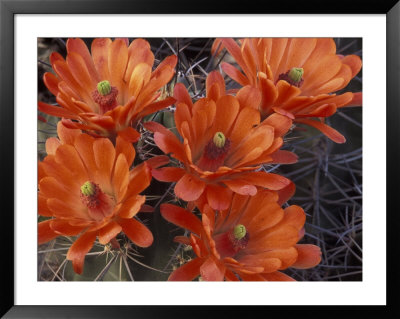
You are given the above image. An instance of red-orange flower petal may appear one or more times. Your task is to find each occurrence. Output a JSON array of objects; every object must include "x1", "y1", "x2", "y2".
[
  {"x1": 38, "y1": 220, "x2": 58, "y2": 245},
  {"x1": 118, "y1": 218, "x2": 153, "y2": 248},
  {"x1": 98, "y1": 221, "x2": 123, "y2": 245},
  {"x1": 152, "y1": 167, "x2": 186, "y2": 182},
  {"x1": 296, "y1": 118, "x2": 346, "y2": 143},
  {"x1": 205, "y1": 184, "x2": 233, "y2": 211},
  {"x1": 262, "y1": 271, "x2": 296, "y2": 281},
  {"x1": 292, "y1": 244, "x2": 322, "y2": 269},
  {"x1": 174, "y1": 174, "x2": 206, "y2": 202},
  {"x1": 118, "y1": 195, "x2": 146, "y2": 219},
  {"x1": 168, "y1": 257, "x2": 205, "y2": 281},
  {"x1": 50, "y1": 220, "x2": 87, "y2": 236},
  {"x1": 160, "y1": 203, "x2": 203, "y2": 235},
  {"x1": 66, "y1": 231, "x2": 97, "y2": 274},
  {"x1": 200, "y1": 256, "x2": 225, "y2": 281}
]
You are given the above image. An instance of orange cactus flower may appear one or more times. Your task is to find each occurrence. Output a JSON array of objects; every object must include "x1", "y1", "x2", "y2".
[
  {"x1": 161, "y1": 189, "x2": 321, "y2": 281},
  {"x1": 38, "y1": 122, "x2": 168, "y2": 274},
  {"x1": 39, "y1": 38, "x2": 177, "y2": 142},
  {"x1": 144, "y1": 74, "x2": 297, "y2": 211},
  {"x1": 218, "y1": 38, "x2": 362, "y2": 143}
]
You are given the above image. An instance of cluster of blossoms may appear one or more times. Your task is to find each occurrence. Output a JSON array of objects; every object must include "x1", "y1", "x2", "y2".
[{"x1": 38, "y1": 38, "x2": 361, "y2": 280}]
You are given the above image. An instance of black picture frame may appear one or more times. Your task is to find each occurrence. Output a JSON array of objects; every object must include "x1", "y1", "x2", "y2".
[{"x1": 1, "y1": 0, "x2": 399, "y2": 317}]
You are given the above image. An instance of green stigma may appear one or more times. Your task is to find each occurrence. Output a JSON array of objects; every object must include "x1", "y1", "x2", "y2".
[
  {"x1": 288, "y1": 67, "x2": 304, "y2": 83},
  {"x1": 233, "y1": 224, "x2": 246, "y2": 240},
  {"x1": 97, "y1": 80, "x2": 111, "y2": 96},
  {"x1": 81, "y1": 181, "x2": 95, "y2": 196},
  {"x1": 213, "y1": 132, "x2": 226, "y2": 148}
]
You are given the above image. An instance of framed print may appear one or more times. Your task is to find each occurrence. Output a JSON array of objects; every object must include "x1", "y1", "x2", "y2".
[{"x1": 1, "y1": 0, "x2": 399, "y2": 317}]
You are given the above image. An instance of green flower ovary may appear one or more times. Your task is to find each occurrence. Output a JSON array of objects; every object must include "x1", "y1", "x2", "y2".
[
  {"x1": 81, "y1": 181, "x2": 95, "y2": 196},
  {"x1": 288, "y1": 67, "x2": 304, "y2": 83},
  {"x1": 97, "y1": 80, "x2": 112, "y2": 96},
  {"x1": 213, "y1": 132, "x2": 226, "y2": 148},
  {"x1": 233, "y1": 224, "x2": 247, "y2": 240}
]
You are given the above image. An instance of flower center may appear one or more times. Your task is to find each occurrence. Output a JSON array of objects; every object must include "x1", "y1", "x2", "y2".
[
  {"x1": 81, "y1": 181, "x2": 95, "y2": 196},
  {"x1": 196, "y1": 132, "x2": 231, "y2": 172},
  {"x1": 213, "y1": 132, "x2": 226, "y2": 148},
  {"x1": 80, "y1": 181, "x2": 114, "y2": 221},
  {"x1": 288, "y1": 67, "x2": 304, "y2": 83},
  {"x1": 277, "y1": 67, "x2": 304, "y2": 87},
  {"x1": 229, "y1": 224, "x2": 249, "y2": 251},
  {"x1": 92, "y1": 80, "x2": 119, "y2": 114},
  {"x1": 97, "y1": 80, "x2": 112, "y2": 96},
  {"x1": 233, "y1": 224, "x2": 246, "y2": 240},
  {"x1": 213, "y1": 224, "x2": 250, "y2": 258}
]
